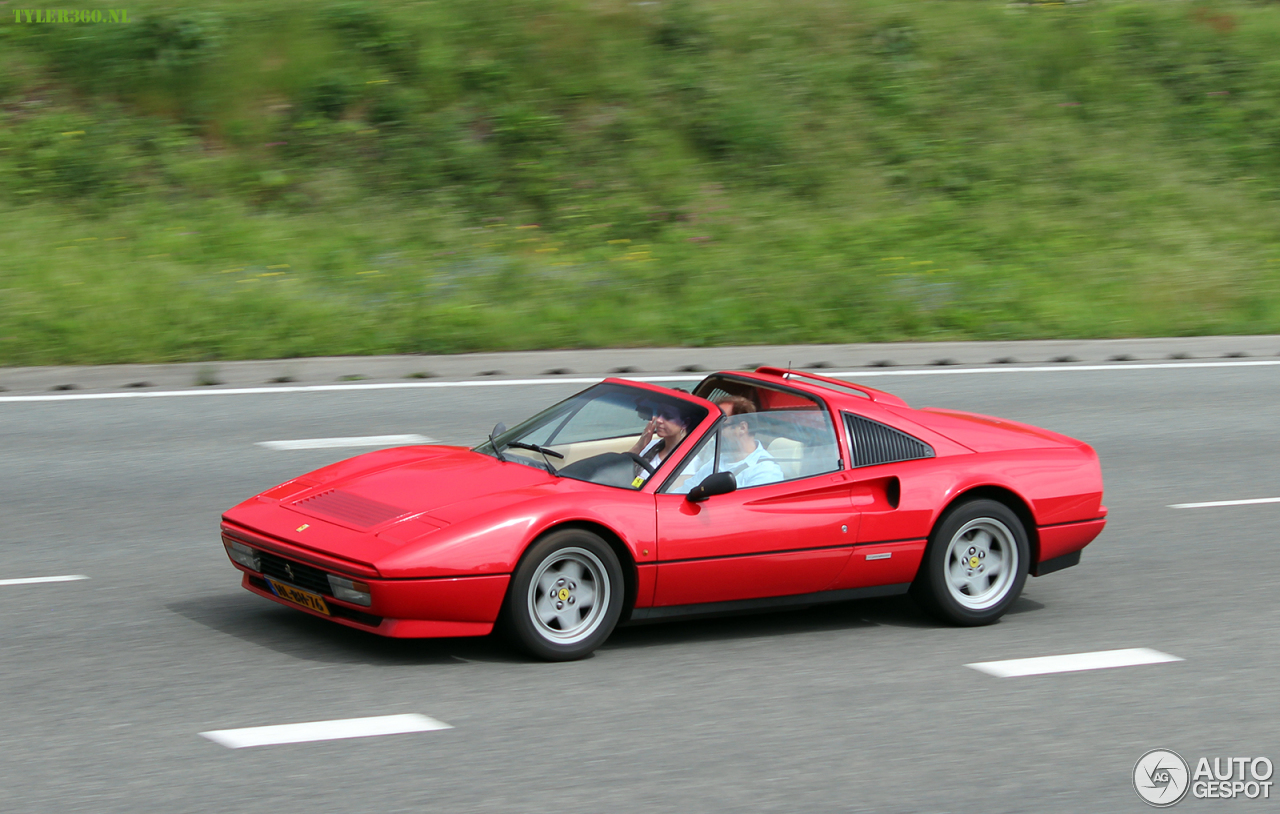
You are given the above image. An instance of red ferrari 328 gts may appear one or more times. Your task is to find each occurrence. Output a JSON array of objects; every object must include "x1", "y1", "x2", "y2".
[{"x1": 221, "y1": 368, "x2": 1106, "y2": 660}]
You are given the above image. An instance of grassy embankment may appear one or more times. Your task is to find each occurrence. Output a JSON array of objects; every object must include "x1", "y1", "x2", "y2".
[{"x1": 2, "y1": 0, "x2": 1280, "y2": 365}]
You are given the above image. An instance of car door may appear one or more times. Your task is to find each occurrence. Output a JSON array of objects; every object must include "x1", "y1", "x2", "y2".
[{"x1": 652, "y1": 407, "x2": 857, "y2": 607}]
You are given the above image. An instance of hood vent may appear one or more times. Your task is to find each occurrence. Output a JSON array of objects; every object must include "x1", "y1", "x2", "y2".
[{"x1": 292, "y1": 489, "x2": 408, "y2": 529}]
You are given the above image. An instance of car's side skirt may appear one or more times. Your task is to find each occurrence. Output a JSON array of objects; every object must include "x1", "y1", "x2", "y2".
[{"x1": 624, "y1": 582, "x2": 910, "y2": 624}]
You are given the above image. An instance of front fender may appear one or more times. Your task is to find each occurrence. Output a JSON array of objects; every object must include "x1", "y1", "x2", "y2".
[{"x1": 375, "y1": 491, "x2": 656, "y2": 578}]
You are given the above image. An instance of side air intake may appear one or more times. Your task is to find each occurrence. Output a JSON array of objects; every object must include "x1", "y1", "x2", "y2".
[{"x1": 845, "y1": 414, "x2": 935, "y2": 468}]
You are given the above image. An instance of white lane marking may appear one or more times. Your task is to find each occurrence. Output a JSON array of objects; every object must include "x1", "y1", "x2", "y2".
[
  {"x1": 1, "y1": 359, "x2": 1278, "y2": 403},
  {"x1": 0, "y1": 575, "x2": 89, "y2": 586},
  {"x1": 200, "y1": 713, "x2": 452, "y2": 749},
  {"x1": 967, "y1": 648, "x2": 1182, "y2": 678},
  {"x1": 1169, "y1": 497, "x2": 1280, "y2": 509},
  {"x1": 257, "y1": 434, "x2": 435, "y2": 451},
  {"x1": 0, "y1": 377, "x2": 685, "y2": 402},
  {"x1": 822, "y1": 360, "x2": 1280, "y2": 377}
]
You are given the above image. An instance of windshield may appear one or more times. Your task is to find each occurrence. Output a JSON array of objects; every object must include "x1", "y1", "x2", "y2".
[{"x1": 475, "y1": 383, "x2": 709, "y2": 489}]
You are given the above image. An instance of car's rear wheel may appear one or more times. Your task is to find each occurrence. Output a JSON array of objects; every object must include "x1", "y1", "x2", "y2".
[
  {"x1": 912, "y1": 499, "x2": 1029, "y2": 626},
  {"x1": 506, "y1": 529, "x2": 624, "y2": 661}
]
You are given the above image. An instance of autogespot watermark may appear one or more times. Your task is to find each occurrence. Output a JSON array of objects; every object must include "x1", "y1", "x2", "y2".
[
  {"x1": 1134, "y1": 749, "x2": 1274, "y2": 807},
  {"x1": 11, "y1": 9, "x2": 129, "y2": 23}
]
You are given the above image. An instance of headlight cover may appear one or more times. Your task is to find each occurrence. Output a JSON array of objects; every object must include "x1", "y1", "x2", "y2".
[
  {"x1": 223, "y1": 538, "x2": 261, "y2": 571},
  {"x1": 327, "y1": 575, "x2": 372, "y2": 606}
]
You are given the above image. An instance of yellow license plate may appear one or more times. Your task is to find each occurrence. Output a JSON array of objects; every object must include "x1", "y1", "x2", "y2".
[{"x1": 266, "y1": 577, "x2": 330, "y2": 616}]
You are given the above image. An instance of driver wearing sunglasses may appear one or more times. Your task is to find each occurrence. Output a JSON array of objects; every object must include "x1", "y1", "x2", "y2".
[{"x1": 628, "y1": 403, "x2": 690, "y2": 477}]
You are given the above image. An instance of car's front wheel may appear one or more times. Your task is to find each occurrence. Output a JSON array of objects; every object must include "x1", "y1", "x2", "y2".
[
  {"x1": 506, "y1": 529, "x2": 624, "y2": 661},
  {"x1": 912, "y1": 499, "x2": 1029, "y2": 626}
]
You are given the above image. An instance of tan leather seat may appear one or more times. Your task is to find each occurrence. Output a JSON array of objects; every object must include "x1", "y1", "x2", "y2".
[
  {"x1": 552, "y1": 435, "x2": 640, "y2": 466},
  {"x1": 766, "y1": 437, "x2": 803, "y2": 480}
]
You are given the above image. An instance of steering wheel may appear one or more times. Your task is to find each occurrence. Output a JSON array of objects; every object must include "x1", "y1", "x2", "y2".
[{"x1": 625, "y1": 452, "x2": 656, "y2": 476}]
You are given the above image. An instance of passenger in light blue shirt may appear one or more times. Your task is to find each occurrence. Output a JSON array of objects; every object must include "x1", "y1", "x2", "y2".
[{"x1": 675, "y1": 397, "x2": 784, "y2": 492}]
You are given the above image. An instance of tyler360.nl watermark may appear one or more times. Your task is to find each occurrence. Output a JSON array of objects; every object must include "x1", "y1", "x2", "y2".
[
  {"x1": 11, "y1": 9, "x2": 129, "y2": 23},
  {"x1": 1134, "y1": 749, "x2": 1273, "y2": 807}
]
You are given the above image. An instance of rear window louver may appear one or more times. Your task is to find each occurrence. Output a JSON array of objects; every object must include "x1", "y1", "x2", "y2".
[{"x1": 845, "y1": 414, "x2": 935, "y2": 468}]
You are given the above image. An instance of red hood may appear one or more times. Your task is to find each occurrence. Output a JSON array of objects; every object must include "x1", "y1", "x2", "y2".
[
  {"x1": 892, "y1": 408, "x2": 1084, "y2": 453},
  {"x1": 288, "y1": 447, "x2": 552, "y2": 521},
  {"x1": 224, "y1": 446, "x2": 563, "y2": 568}
]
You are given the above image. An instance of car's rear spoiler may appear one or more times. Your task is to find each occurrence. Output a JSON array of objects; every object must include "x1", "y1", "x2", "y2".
[{"x1": 753, "y1": 367, "x2": 909, "y2": 408}]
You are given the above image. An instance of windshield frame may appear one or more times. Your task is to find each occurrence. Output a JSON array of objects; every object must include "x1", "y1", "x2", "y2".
[{"x1": 473, "y1": 379, "x2": 718, "y2": 490}]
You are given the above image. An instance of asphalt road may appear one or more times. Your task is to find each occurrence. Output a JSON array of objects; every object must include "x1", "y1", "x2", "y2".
[{"x1": 1, "y1": 362, "x2": 1278, "y2": 813}]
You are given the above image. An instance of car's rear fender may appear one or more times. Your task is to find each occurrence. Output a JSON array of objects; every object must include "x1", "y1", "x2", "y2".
[
  {"x1": 941, "y1": 447, "x2": 1105, "y2": 527},
  {"x1": 938, "y1": 484, "x2": 1041, "y2": 569},
  {"x1": 924, "y1": 447, "x2": 1105, "y2": 575}
]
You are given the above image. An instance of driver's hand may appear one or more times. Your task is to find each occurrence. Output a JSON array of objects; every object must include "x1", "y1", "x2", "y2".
[{"x1": 630, "y1": 418, "x2": 657, "y2": 454}]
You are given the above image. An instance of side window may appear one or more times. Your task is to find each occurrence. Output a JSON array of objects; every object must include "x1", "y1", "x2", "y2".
[
  {"x1": 663, "y1": 430, "x2": 718, "y2": 495},
  {"x1": 844, "y1": 413, "x2": 935, "y2": 467},
  {"x1": 662, "y1": 409, "x2": 841, "y2": 494}
]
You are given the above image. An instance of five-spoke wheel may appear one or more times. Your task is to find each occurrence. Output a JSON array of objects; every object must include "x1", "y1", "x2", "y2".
[
  {"x1": 912, "y1": 499, "x2": 1029, "y2": 626},
  {"x1": 506, "y1": 529, "x2": 624, "y2": 660}
]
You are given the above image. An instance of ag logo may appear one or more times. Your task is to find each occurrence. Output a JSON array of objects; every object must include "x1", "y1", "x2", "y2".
[{"x1": 1135, "y1": 749, "x2": 1191, "y2": 807}]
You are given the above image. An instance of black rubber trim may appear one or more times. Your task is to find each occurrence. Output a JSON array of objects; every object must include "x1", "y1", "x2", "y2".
[
  {"x1": 654, "y1": 537, "x2": 925, "y2": 566},
  {"x1": 1037, "y1": 516, "x2": 1107, "y2": 529},
  {"x1": 660, "y1": 543, "x2": 854, "y2": 565},
  {"x1": 625, "y1": 583, "x2": 910, "y2": 623},
  {"x1": 852, "y1": 536, "x2": 927, "y2": 548},
  {"x1": 329, "y1": 605, "x2": 384, "y2": 627},
  {"x1": 1031, "y1": 549, "x2": 1081, "y2": 577}
]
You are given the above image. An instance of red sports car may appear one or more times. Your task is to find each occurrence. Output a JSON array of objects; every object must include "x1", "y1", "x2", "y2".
[{"x1": 221, "y1": 368, "x2": 1106, "y2": 660}]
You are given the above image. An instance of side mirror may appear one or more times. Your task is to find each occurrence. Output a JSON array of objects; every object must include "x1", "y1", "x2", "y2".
[{"x1": 685, "y1": 471, "x2": 737, "y2": 503}]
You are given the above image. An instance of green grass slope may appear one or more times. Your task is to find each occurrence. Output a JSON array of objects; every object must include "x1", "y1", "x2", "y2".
[{"x1": 2, "y1": 0, "x2": 1279, "y2": 364}]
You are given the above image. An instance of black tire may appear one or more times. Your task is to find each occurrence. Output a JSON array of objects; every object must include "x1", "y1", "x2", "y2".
[
  {"x1": 505, "y1": 528, "x2": 624, "y2": 661},
  {"x1": 911, "y1": 499, "x2": 1029, "y2": 626}
]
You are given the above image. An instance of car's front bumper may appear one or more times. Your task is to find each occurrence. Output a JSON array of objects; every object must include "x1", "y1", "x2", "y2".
[
  {"x1": 239, "y1": 571, "x2": 508, "y2": 637},
  {"x1": 222, "y1": 527, "x2": 509, "y2": 638}
]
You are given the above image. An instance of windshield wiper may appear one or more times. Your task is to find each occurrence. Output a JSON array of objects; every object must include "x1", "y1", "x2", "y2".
[
  {"x1": 506, "y1": 441, "x2": 564, "y2": 475},
  {"x1": 507, "y1": 441, "x2": 565, "y2": 459},
  {"x1": 488, "y1": 423, "x2": 509, "y2": 462}
]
